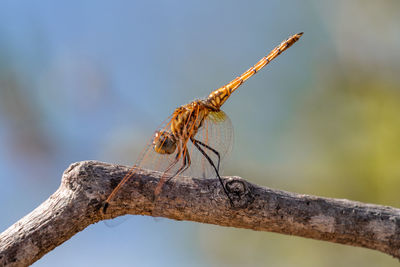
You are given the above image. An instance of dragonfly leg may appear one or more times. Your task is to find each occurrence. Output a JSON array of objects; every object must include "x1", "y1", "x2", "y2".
[
  {"x1": 166, "y1": 147, "x2": 191, "y2": 183},
  {"x1": 154, "y1": 144, "x2": 183, "y2": 196},
  {"x1": 191, "y1": 138, "x2": 233, "y2": 204},
  {"x1": 160, "y1": 142, "x2": 183, "y2": 179},
  {"x1": 192, "y1": 139, "x2": 221, "y2": 172}
]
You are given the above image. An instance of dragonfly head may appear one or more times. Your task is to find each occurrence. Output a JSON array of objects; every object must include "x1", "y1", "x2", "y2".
[{"x1": 153, "y1": 130, "x2": 177, "y2": 154}]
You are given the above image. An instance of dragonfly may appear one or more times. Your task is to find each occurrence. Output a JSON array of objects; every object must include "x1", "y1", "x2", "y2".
[{"x1": 103, "y1": 32, "x2": 303, "y2": 212}]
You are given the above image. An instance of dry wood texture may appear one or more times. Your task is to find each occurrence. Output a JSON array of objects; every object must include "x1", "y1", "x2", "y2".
[{"x1": 1, "y1": 160, "x2": 400, "y2": 266}]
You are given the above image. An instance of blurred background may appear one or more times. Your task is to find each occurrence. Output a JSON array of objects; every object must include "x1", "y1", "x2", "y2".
[{"x1": 1, "y1": 1, "x2": 400, "y2": 266}]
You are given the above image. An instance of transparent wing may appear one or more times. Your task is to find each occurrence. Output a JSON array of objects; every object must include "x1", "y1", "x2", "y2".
[
  {"x1": 105, "y1": 110, "x2": 234, "y2": 207},
  {"x1": 139, "y1": 110, "x2": 233, "y2": 180},
  {"x1": 180, "y1": 110, "x2": 234, "y2": 179},
  {"x1": 104, "y1": 115, "x2": 182, "y2": 207}
]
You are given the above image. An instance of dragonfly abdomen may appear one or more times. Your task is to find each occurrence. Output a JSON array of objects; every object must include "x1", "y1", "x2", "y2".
[{"x1": 205, "y1": 32, "x2": 303, "y2": 110}]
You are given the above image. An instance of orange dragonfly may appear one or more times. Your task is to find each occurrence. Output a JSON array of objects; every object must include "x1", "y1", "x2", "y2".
[{"x1": 104, "y1": 32, "x2": 303, "y2": 212}]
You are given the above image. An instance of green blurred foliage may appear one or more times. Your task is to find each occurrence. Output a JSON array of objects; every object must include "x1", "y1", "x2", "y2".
[{"x1": 301, "y1": 67, "x2": 400, "y2": 206}]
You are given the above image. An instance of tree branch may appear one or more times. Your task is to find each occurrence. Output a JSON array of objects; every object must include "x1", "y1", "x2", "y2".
[{"x1": 1, "y1": 161, "x2": 399, "y2": 266}]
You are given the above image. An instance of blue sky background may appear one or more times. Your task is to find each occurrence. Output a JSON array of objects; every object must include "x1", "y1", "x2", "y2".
[{"x1": 1, "y1": 1, "x2": 400, "y2": 266}]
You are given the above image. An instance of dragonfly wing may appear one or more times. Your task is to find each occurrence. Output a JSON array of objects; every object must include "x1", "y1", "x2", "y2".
[
  {"x1": 105, "y1": 111, "x2": 233, "y2": 207},
  {"x1": 140, "y1": 110, "x2": 233, "y2": 180},
  {"x1": 182, "y1": 110, "x2": 234, "y2": 179},
  {"x1": 105, "y1": 115, "x2": 185, "y2": 207}
]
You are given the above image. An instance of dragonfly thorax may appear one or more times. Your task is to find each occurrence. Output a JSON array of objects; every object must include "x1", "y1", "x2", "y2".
[
  {"x1": 171, "y1": 101, "x2": 210, "y2": 140},
  {"x1": 153, "y1": 130, "x2": 177, "y2": 154}
]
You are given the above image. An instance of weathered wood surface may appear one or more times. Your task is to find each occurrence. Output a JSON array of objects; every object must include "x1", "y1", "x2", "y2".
[{"x1": 1, "y1": 160, "x2": 399, "y2": 266}]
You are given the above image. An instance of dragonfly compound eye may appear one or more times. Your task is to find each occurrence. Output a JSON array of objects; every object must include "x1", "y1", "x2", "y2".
[{"x1": 153, "y1": 131, "x2": 177, "y2": 154}]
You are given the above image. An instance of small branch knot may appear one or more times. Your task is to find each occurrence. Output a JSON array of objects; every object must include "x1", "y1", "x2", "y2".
[{"x1": 226, "y1": 178, "x2": 254, "y2": 208}]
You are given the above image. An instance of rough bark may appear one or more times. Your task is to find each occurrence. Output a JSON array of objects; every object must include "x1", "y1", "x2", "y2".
[{"x1": 0, "y1": 160, "x2": 399, "y2": 266}]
